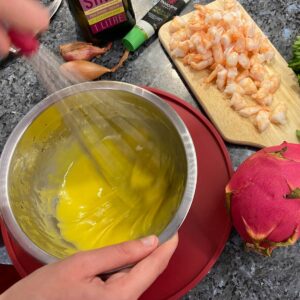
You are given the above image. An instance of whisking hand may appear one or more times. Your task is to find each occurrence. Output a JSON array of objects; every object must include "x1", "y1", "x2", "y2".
[
  {"x1": 1, "y1": 234, "x2": 178, "y2": 300},
  {"x1": 0, "y1": 0, "x2": 49, "y2": 57}
]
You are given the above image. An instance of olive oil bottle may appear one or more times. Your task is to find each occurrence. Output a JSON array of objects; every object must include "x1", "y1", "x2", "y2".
[{"x1": 67, "y1": 0, "x2": 136, "y2": 44}]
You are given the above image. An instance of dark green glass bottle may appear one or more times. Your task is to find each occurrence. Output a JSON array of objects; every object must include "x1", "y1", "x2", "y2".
[{"x1": 67, "y1": 0, "x2": 136, "y2": 45}]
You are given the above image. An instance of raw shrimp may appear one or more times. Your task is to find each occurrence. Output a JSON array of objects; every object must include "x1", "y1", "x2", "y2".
[
  {"x1": 223, "y1": 12, "x2": 239, "y2": 26},
  {"x1": 254, "y1": 80, "x2": 261, "y2": 88},
  {"x1": 216, "y1": 69, "x2": 228, "y2": 90},
  {"x1": 244, "y1": 22, "x2": 256, "y2": 38},
  {"x1": 224, "y1": 82, "x2": 245, "y2": 95},
  {"x1": 250, "y1": 53, "x2": 265, "y2": 66},
  {"x1": 212, "y1": 43, "x2": 225, "y2": 64},
  {"x1": 252, "y1": 87, "x2": 269, "y2": 101},
  {"x1": 171, "y1": 40, "x2": 190, "y2": 58},
  {"x1": 205, "y1": 11, "x2": 223, "y2": 25},
  {"x1": 238, "y1": 77, "x2": 257, "y2": 95},
  {"x1": 255, "y1": 110, "x2": 270, "y2": 132},
  {"x1": 267, "y1": 75, "x2": 281, "y2": 94},
  {"x1": 169, "y1": 16, "x2": 186, "y2": 33},
  {"x1": 188, "y1": 19, "x2": 208, "y2": 32},
  {"x1": 250, "y1": 63, "x2": 267, "y2": 82},
  {"x1": 190, "y1": 32, "x2": 201, "y2": 45},
  {"x1": 234, "y1": 37, "x2": 246, "y2": 53},
  {"x1": 252, "y1": 75, "x2": 281, "y2": 100},
  {"x1": 236, "y1": 69, "x2": 250, "y2": 82},
  {"x1": 263, "y1": 51, "x2": 275, "y2": 63},
  {"x1": 230, "y1": 93, "x2": 247, "y2": 110},
  {"x1": 170, "y1": 29, "x2": 188, "y2": 42},
  {"x1": 200, "y1": 32, "x2": 213, "y2": 50},
  {"x1": 246, "y1": 37, "x2": 260, "y2": 52},
  {"x1": 183, "y1": 52, "x2": 212, "y2": 65},
  {"x1": 255, "y1": 94, "x2": 273, "y2": 106},
  {"x1": 221, "y1": 33, "x2": 232, "y2": 49},
  {"x1": 227, "y1": 27, "x2": 243, "y2": 43},
  {"x1": 190, "y1": 57, "x2": 214, "y2": 71},
  {"x1": 206, "y1": 64, "x2": 224, "y2": 83},
  {"x1": 190, "y1": 32, "x2": 208, "y2": 55},
  {"x1": 238, "y1": 106, "x2": 261, "y2": 117},
  {"x1": 238, "y1": 53, "x2": 250, "y2": 69},
  {"x1": 226, "y1": 51, "x2": 239, "y2": 67},
  {"x1": 260, "y1": 39, "x2": 275, "y2": 63},
  {"x1": 227, "y1": 67, "x2": 238, "y2": 82},
  {"x1": 168, "y1": 0, "x2": 283, "y2": 133},
  {"x1": 207, "y1": 26, "x2": 224, "y2": 43},
  {"x1": 270, "y1": 103, "x2": 287, "y2": 125},
  {"x1": 194, "y1": 4, "x2": 212, "y2": 15},
  {"x1": 224, "y1": 0, "x2": 237, "y2": 10}
]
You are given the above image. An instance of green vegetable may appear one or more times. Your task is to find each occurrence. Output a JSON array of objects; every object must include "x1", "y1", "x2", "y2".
[
  {"x1": 288, "y1": 36, "x2": 300, "y2": 85},
  {"x1": 296, "y1": 129, "x2": 300, "y2": 141}
]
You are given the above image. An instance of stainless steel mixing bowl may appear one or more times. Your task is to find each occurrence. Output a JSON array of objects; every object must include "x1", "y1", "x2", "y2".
[{"x1": 0, "y1": 81, "x2": 197, "y2": 264}]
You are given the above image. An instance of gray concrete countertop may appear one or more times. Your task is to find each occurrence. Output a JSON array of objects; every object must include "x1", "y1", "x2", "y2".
[{"x1": 0, "y1": 0, "x2": 299, "y2": 299}]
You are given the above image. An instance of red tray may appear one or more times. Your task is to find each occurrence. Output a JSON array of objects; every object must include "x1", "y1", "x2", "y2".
[{"x1": 0, "y1": 87, "x2": 233, "y2": 299}]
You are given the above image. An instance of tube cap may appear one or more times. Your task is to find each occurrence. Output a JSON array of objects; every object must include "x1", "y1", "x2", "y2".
[{"x1": 122, "y1": 26, "x2": 148, "y2": 52}]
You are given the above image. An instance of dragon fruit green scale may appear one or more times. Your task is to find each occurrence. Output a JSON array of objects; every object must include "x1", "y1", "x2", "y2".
[{"x1": 226, "y1": 142, "x2": 300, "y2": 256}]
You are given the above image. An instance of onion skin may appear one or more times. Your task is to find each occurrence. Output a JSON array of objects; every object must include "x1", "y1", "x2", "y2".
[
  {"x1": 59, "y1": 49, "x2": 130, "y2": 82},
  {"x1": 59, "y1": 42, "x2": 112, "y2": 61},
  {"x1": 60, "y1": 60, "x2": 111, "y2": 81}
]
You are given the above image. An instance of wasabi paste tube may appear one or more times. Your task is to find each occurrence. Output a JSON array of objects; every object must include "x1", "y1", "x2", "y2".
[{"x1": 123, "y1": 0, "x2": 190, "y2": 52}]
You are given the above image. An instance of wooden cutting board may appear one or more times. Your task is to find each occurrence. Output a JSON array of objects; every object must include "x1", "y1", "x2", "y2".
[{"x1": 158, "y1": 0, "x2": 300, "y2": 148}]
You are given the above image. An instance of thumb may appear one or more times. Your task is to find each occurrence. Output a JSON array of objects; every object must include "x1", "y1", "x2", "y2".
[
  {"x1": 117, "y1": 233, "x2": 178, "y2": 299},
  {"x1": 65, "y1": 235, "x2": 159, "y2": 278},
  {"x1": 0, "y1": 0, "x2": 49, "y2": 33}
]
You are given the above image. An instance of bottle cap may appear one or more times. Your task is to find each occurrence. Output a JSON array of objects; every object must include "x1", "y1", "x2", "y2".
[{"x1": 122, "y1": 26, "x2": 148, "y2": 52}]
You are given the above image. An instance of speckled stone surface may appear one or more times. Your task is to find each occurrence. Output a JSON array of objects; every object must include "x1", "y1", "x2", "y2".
[{"x1": 0, "y1": 0, "x2": 299, "y2": 298}]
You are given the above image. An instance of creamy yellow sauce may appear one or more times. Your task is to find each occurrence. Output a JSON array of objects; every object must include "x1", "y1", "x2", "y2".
[{"x1": 55, "y1": 123, "x2": 181, "y2": 250}]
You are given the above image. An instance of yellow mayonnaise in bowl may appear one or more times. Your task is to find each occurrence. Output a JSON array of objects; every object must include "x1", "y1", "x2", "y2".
[{"x1": 0, "y1": 82, "x2": 197, "y2": 264}]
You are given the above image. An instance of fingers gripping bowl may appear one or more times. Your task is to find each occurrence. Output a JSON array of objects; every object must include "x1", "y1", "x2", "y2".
[{"x1": 0, "y1": 81, "x2": 197, "y2": 264}]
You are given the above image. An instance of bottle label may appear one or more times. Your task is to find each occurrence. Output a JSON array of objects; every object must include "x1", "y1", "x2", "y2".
[
  {"x1": 143, "y1": 0, "x2": 186, "y2": 31},
  {"x1": 79, "y1": 0, "x2": 127, "y2": 34}
]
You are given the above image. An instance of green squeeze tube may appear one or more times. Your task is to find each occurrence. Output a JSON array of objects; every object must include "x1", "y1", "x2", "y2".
[{"x1": 123, "y1": 0, "x2": 190, "y2": 52}]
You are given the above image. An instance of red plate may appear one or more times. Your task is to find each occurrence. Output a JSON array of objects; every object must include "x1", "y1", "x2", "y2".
[{"x1": 0, "y1": 87, "x2": 232, "y2": 299}]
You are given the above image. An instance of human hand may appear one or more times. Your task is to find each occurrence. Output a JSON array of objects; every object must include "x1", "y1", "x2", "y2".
[
  {"x1": 1, "y1": 234, "x2": 178, "y2": 300},
  {"x1": 0, "y1": 0, "x2": 49, "y2": 57}
]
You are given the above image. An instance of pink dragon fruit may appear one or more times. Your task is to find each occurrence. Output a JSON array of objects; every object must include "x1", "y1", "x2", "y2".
[{"x1": 226, "y1": 142, "x2": 300, "y2": 256}]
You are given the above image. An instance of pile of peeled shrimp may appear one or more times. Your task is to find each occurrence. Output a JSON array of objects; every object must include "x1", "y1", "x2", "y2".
[{"x1": 169, "y1": 0, "x2": 286, "y2": 132}]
